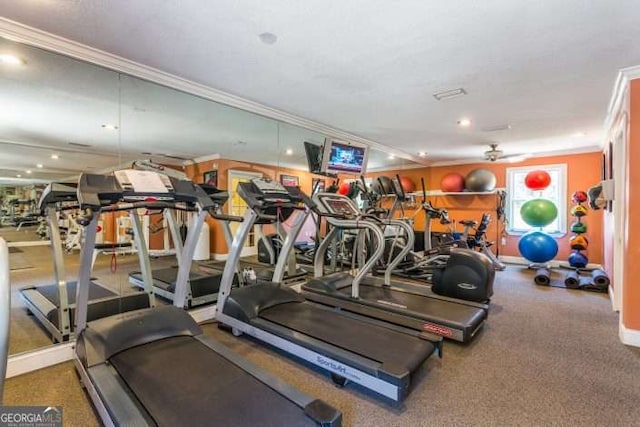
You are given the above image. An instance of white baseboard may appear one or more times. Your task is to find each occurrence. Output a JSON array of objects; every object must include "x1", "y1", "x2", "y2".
[
  {"x1": 212, "y1": 246, "x2": 257, "y2": 261},
  {"x1": 620, "y1": 322, "x2": 640, "y2": 347},
  {"x1": 498, "y1": 255, "x2": 602, "y2": 270},
  {"x1": 7, "y1": 240, "x2": 51, "y2": 247},
  {"x1": 6, "y1": 343, "x2": 74, "y2": 378}
]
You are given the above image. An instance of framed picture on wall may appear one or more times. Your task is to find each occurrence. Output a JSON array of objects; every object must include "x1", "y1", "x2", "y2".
[
  {"x1": 312, "y1": 178, "x2": 325, "y2": 194},
  {"x1": 280, "y1": 174, "x2": 299, "y2": 187},
  {"x1": 203, "y1": 170, "x2": 218, "y2": 187}
]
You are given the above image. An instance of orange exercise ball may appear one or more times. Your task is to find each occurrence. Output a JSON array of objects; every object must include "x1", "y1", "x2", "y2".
[{"x1": 399, "y1": 176, "x2": 416, "y2": 193}]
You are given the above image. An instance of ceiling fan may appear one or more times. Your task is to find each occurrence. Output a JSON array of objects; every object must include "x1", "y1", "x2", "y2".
[{"x1": 483, "y1": 143, "x2": 529, "y2": 162}]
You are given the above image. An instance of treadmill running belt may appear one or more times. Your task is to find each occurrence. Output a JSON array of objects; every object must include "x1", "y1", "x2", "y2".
[
  {"x1": 36, "y1": 281, "x2": 115, "y2": 305},
  {"x1": 111, "y1": 336, "x2": 317, "y2": 427},
  {"x1": 260, "y1": 303, "x2": 434, "y2": 373},
  {"x1": 340, "y1": 285, "x2": 485, "y2": 326},
  {"x1": 135, "y1": 267, "x2": 221, "y2": 295}
]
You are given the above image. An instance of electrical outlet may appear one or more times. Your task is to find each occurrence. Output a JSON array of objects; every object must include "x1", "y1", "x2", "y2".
[{"x1": 501, "y1": 236, "x2": 507, "y2": 246}]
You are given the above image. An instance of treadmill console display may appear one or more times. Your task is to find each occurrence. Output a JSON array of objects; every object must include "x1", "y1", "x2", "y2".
[
  {"x1": 251, "y1": 178, "x2": 288, "y2": 195},
  {"x1": 114, "y1": 170, "x2": 174, "y2": 200},
  {"x1": 316, "y1": 194, "x2": 360, "y2": 218}
]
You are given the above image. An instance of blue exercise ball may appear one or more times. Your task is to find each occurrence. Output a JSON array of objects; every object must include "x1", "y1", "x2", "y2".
[
  {"x1": 568, "y1": 250, "x2": 589, "y2": 268},
  {"x1": 518, "y1": 231, "x2": 558, "y2": 263}
]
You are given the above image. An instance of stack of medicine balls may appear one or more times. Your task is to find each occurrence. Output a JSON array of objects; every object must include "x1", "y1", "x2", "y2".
[{"x1": 568, "y1": 191, "x2": 589, "y2": 268}]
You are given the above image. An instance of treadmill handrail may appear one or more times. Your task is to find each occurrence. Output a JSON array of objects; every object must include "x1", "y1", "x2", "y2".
[{"x1": 0, "y1": 238, "x2": 9, "y2": 404}]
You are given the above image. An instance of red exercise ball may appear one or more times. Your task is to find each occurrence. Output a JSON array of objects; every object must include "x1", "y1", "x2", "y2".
[
  {"x1": 440, "y1": 173, "x2": 466, "y2": 192},
  {"x1": 399, "y1": 176, "x2": 416, "y2": 193},
  {"x1": 338, "y1": 182, "x2": 351, "y2": 196},
  {"x1": 524, "y1": 170, "x2": 551, "y2": 191}
]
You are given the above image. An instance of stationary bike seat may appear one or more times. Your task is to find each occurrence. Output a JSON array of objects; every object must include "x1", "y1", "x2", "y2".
[{"x1": 460, "y1": 220, "x2": 477, "y2": 227}]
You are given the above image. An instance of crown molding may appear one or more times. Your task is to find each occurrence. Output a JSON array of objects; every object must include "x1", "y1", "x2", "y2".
[
  {"x1": 428, "y1": 146, "x2": 601, "y2": 168},
  {"x1": 603, "y1": 65, "x2": 640, "y2": 142},
  {"x1": 0, "y1": 18, "x2": 424, "y2": 166}
]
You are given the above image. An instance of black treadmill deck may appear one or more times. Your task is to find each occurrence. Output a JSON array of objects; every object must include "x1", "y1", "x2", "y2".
[
  {"x1": 111, "y1": 336, "x2": 319, "y2": 427},
  {"x1": 130, "y1": 266, "x2": 222, "y2": 297},
  {"x1": 260, "y1": 301, "x2": 435, "y2": 374},
  {"x1": 301, "y1": 274, "x2": 487, "y2": 342}
]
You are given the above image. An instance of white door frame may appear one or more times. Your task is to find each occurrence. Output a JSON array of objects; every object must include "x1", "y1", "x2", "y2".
[
  {"x1": 227, "y1": 170, "x2": 263, "y2": 257},
  {"x1": 612, "y1": 113, "x2": 627, "y2": 315}
]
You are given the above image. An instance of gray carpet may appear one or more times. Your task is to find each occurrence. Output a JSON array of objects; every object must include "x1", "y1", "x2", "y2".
[
  {"x1": 4, "y1": 257, "x2": 640, "y2": 426},
  {"x1": 8, "y1": 253, "x2": 32, "y2": 271}
]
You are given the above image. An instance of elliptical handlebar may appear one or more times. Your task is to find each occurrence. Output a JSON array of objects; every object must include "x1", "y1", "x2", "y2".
[{"x1": 394, "y1": 174, "x2": 406, "y2": 200}]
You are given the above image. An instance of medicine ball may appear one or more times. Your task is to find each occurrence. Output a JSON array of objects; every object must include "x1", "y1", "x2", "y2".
[
  {"x1": 440, "y1": 173, "x2": 466, "y2": 192},
  {"x1": 399, "y1": 176, "x2": 416, "y2": 194},
  {"x1": 520, "y1": 198, "x2": 558, "y2": 227},
  {"x1": 570, "y1": 234, "x2": 589, "y2": 251},
  {"x1": 568, "y1": 250, "x2": 589, "y2": 269},
  {"x1": 570, "y1": 205, "x2": 588, "y2": 217},
  {"x1": 518, "y1": 231, "x2": 558, "y2": 263},
  {"x1": 524, "y1": 170, "x2": 551, "y2": 191},
  {"x1": 338, "y1": 182, "x2": 351, "y2": 196},
  {"x1": 570, "y1": 221, "x2": 587, "y2": 234},
  {"x1": 572, "y1": 191, "x2": 588, "y2": 204},
  {"x1": 465, "y1": 169, "x2": 497, "y2": 192}
]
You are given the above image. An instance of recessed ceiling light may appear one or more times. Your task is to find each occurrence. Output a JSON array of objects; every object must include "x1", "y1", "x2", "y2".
[
  {"x1": 433, "y1": 88, "x2": 467, "y2": 101},
  {"x1": 457, "y1": 118, "x2": 472, "y2": 127},
  {"x1": 0, "y1": 54, "x2": 25, "y2": 66},
  {"x1": 25, "y1": 170, "x2": 32, "y2": 174},
  {"x1": 258, "y1": 32, "x2": 278, "y2": 45},
  {"x1": 388, "y1": 154, "x2": 395, "y2": 160},
  {"x1": 51, "y1": 154, "x2": 59, "y2": 160},
  {"x1": 16, "y1": 174, "x2": 21, "y2": 178},
  {"x1": 418, "y1": 151, "x2": 427, "y2": 157},
  {"x1": 572, "y1": 132, "x2": 586, "y2": 137},
  {"x1": 101, "y1": 124, "x2": 118, "y2": 130},
  {"x1": 285, "y1": 148, "x2": 293, "y2": 155},
  {"x1": 36, "y1": 164, "x2": 43, "y2": 168}
]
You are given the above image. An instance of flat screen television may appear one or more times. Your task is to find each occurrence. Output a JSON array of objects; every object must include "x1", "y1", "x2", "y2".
[{"x1": 320, "y1": 138, "x2": 369, "y2": 175}]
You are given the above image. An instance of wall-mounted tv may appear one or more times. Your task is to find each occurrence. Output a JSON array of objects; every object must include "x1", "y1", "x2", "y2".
[{"x1": 320, "y1": 138, "x2": 369, "y2": 175}]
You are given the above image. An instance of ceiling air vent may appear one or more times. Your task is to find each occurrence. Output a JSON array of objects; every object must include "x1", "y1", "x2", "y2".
[
  {"x1": 68, "y1": 142, "x2": 92, "y2": 147},
  {"x1": 482, "y1": 124, "x2": 512, "y2": 132},
  {"x1": 433, "y1": 88, "x2": 467, "y2": 101}
]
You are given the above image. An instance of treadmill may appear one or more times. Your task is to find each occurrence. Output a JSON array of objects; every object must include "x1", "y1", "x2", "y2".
[
  {"x1": 19, "y1": 182, "x2": 152, "y2": 343},
  {"x1": 129, "y1": 185, "x2": 237, "y2": 308},
  {"x1": 74, "y1": 169, "x2": 341, "y2": 427},
  {"x1": 216, "y1": 178, "x2": 442, "y2": 404},
  {"x1": 300, "y1": 192, "x2": 489, "y2": 343}
]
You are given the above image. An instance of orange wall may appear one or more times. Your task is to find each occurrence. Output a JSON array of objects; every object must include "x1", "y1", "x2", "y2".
[
  {"x1": 185, "y1": 158, "x2": 332, "y2": 254},
  {"x1": 622, "y1": 79, "x2": 640, "y2": 329},
  {"x1": 366, "y1": 151, "x2": 604, "y2": 264}
]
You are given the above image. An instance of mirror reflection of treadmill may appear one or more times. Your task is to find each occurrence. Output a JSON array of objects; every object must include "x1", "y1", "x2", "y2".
[
  {"x1": 216, "y1": 178, "x2": 442, "y2": 404},
  {"x1": 19, "y1": 182, "x2": 151, "y2": 343},
  {"x1": 128, "y1": 184, "x2": 237, "y2": 308},
  {"x1": 74, "y1": 171, "x2": 342, "y2": 426}
]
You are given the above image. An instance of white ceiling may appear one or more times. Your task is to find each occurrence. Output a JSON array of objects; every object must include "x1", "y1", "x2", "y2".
[{"x1": 2, "y1": 0, "x2": 639, "y2": 164}]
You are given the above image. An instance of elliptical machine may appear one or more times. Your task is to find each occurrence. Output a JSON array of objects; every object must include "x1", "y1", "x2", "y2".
[{"x1": 368, "y1": 175, "x2": 494, "y2": 303}]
